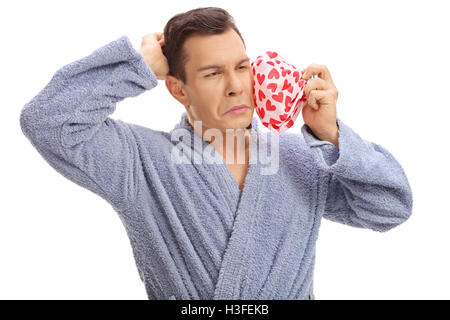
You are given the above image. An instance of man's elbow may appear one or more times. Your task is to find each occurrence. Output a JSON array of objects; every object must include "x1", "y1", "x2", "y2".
[
  {"x1": 374, "y1": 200, "x2": 413, "y2": 233},
  {"x1": 380, "y1": 182, "x2": 414, "y2": 232}
]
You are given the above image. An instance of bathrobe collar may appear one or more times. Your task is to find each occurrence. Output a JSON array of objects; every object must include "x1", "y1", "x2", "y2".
[
  {"x1": 170, "y1": 111, "x2": 272, "y2": 299},
  {"x1": 170, "y1": 111, "x2": 262, "y2": 197}
]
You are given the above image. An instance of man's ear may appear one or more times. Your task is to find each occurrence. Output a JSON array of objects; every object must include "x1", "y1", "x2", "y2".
[{"x1": 165, "y1": 75, "x2": 190, "y2": 108}]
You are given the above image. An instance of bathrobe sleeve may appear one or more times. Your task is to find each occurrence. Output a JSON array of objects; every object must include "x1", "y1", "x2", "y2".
[
  {"x1": 19, "y1": 35, "x2": 158, "y2": 210},
  {"x1": 301, "y1": 118, "x2": 413, "y2": 232}
]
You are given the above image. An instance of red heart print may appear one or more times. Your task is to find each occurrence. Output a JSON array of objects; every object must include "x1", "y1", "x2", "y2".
[
  {"x1": 285, "y1": 118, "x2": 294, "y2": 128},
  {"x1": 285, "y1": 95, "x2": 293, "y2": 109},
  {"x1": 266, "y1": 100, "x2": 276, "y2": 111},
  {"x1": 272, "y1": 92, "x2": 284, "y2": 103},
  {"x1": 268, "y1": 68, "x2": 280, "y2": 80},
  {"x1": 257, "y1": 73, "x2": 265, "y2": 85},
  {"x1": 267, "y1": 61, "x2": 275, "y2": 66},
  {"x1": 269, "y1": 118, "x2": 281, "y2": 125},
  {"x1": 258, "y1": 89, "x2": 266, "y2": 101},
  {"x1": 256, "y1": 59, "x2": 263, "y2": 67},
  {"x1": 267, "y1": 82, "x2": 277, "y2": 93},
  {"x1": 279, "y1": 113, "x2": 287, "y2": 121},
  {"x1": 288, "y1": 84, "x2": 293, "y2": 94},
  {"x1": 293, "y1": 70, "x2": 300, "y2": 83},
  {"x1": 280, "y1": 67, "x2": 291, "y2": 77},
  {"x1": 298, "y1": 80, "x2": 306, "y2": 88},
  {"x1": 267, "y1": 51, "x2": 278, "y2": 59},
  {"x1": 290, "y1": 92, "x2": 299, "y2": 105},
  {"x1": 282, "y1": 79, "x2": 293, "y2": 94},
  {"x1": 259, "y1": 107, "x2": 265, "y2": 118}
]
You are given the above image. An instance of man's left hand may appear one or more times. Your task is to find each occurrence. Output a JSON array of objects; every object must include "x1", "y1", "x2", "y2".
[{"x1": 301, "y1": 64, "x2": 339, "y2": 147}]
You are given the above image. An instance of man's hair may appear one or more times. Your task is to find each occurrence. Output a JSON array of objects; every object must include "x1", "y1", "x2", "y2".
[{"x1": 162, "y1": 7, "x2": 246, "y2": 84}]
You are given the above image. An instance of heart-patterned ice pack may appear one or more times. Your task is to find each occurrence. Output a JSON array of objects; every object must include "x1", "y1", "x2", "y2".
[{"x1": 251, "y1": 51, "x2": 316, "y2": 134}]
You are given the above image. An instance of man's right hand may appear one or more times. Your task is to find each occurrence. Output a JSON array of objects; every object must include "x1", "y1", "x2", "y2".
[{"x1": 138, "y1": 32, "x2": 169, "y2": 80}]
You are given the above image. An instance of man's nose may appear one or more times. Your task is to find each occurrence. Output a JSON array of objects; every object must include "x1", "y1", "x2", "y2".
[{"x1": 226, "y1": 72, "x2": 245, "y2": 96}]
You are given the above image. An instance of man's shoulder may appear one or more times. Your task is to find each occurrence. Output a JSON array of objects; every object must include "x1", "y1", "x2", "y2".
[{"x1": 275, "y1": 131, "x2": 321, "y2": 174}]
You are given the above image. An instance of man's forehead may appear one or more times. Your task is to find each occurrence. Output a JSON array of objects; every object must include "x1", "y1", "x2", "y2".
[{"x1": 183, "y1": 30, "x2": 247, "y2": 70}]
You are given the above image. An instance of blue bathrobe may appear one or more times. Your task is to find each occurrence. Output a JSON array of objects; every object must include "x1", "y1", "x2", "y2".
[{"x1": 19, "y1": 35, "x2": 413, "y2": 300}]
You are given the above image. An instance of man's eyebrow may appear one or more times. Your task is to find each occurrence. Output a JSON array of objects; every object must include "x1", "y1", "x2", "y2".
[{"x1": 197, "y1": 57, "x2": 250, "y2": 72}]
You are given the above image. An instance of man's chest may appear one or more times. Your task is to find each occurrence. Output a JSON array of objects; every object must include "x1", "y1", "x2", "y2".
[{"x1": 227, "y1": 164, "x2": 249, "y2": 191}]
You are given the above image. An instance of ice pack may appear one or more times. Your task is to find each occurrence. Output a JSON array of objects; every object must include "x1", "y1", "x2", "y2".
[{"x1": 251, "y1": 51, "x2": 316, "y2": 134}]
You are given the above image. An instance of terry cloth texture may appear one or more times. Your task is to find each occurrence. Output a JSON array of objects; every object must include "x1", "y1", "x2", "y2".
[{"x1": 19, "y1": 35, "x2": 413, "y2": 300}]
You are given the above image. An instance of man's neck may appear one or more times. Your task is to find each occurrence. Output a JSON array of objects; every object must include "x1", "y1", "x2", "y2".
[
  {"x1": 187, "y1": 119, "x2": 251, "y2": 165},
  {"x1": 217, "y1": 129, "x2": 251, "y2": 166}
]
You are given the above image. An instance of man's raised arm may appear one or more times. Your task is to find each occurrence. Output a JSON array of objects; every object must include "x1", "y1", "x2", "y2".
[{"x1": 19, "y1": 35, "x2": 162, "y2": 211}]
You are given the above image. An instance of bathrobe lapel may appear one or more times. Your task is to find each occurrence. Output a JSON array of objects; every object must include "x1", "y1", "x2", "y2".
[
  {"x1": 211, "y1": 119, "x2": 268, "y2": 300},
  {"x1": 171, "y1": 112, "x2": 268, "y2": 299}
]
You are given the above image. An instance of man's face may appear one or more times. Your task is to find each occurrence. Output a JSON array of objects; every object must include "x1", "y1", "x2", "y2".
[{"x1": 178, "y1": 28, "x2": 255, "y2": 133}]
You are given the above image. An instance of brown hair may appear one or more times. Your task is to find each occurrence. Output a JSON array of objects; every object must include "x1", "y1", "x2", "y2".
[{"x1": 162, "y1": 7, "x2": 246, "y2": 84}]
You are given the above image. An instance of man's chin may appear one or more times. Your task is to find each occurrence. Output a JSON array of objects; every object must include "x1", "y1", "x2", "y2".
[{"x1": 221, "y1": 109, "x2": 254, "y2": 130}]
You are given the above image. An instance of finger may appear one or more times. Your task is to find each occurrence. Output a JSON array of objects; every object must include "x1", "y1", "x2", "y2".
[
  {"x1": 307, "y1": 92, "x2": 319, "y2": 110},
  {"x1": 143, "y1": 32, "x2": 163, "y2": 42},
  {"x1": 307, "y1": 89, "x2": 327, "y2": 110},
  {"x1": 303, "y1": 77, "x2": 332, "y2": 97},
  {"x1": 301, "y1": 63, "x2": 333, "y2": 83},
  {"x1": 302, "y1": 63, "x2": 330, "y2": 80},
  {"x1": 141, "y1": 33, "x2": 156, "y2": 45}
]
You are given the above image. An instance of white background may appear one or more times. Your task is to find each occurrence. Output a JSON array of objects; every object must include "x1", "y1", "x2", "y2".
[{"x1": 1, "y1": 0, "x2": 449, "y2": 299}]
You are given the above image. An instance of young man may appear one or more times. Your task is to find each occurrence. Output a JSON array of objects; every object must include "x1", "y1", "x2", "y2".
[{"x1": 19, "y1": 7, "x2": 413, "y2": 300}]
